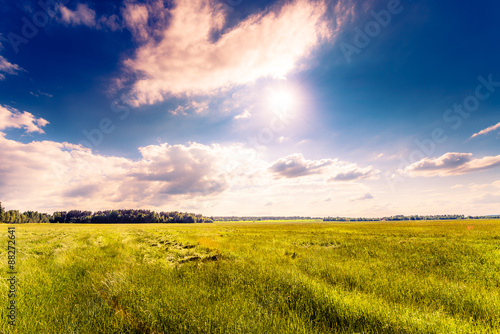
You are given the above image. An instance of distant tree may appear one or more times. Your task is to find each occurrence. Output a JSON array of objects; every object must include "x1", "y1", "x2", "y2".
[
  {"x1": 4, "y1": 210, "x2": 21, "y2": 224},
  {"x1": 22, "y1": 211, "x2": 50, "y2": 224},
  {"x1": 0, "y1": 202, "x2": 4, "y2": 222},
  {"x1": 185, "y1": 214, "x2": 195, "y2": 224},
  {"x1": 51, "y1": 212, "x2": 66, "y2": 224}
]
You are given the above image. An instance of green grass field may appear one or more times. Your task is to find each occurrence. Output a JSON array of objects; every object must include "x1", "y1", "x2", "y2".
[{"x1": 1, "y1": 220, "x2": 499, "y2": 333}]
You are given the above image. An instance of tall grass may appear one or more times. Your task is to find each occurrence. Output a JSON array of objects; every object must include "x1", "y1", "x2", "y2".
[{"x1": 1, "y1": 220, "x2": 499, "y2": 333}]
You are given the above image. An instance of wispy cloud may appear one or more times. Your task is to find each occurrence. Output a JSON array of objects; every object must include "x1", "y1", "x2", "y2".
[
  {"x1": 349, "y1": 193, "x2": 374, "y2": 201},
  {"x1": 0, "y1": 53, "x2": 23, "y2": 80},
  {"x1": 57, "y1": 3, "x2": 121, "y2": 31},
  {"x1": 169, "y1": 99, "x2": 210, "y2": 115},
  {"x1": 470, "y1": 122, "x2": 500, "y2": 139},
  {"x1": 234, "y1": 109, "x2": 251, "y2": 120},
  {"x1": 122, "y1": 1, "x2": 150, "y2": 40},
  {"x1": 59, "y1": 3, "x2": 97, "y2": 27},
  {"x1": 402, "y1": 152, "x2": 500, "y2": 177},
  {"x1": 0, "y1": 105, "x2": 49, "y2": 133},
  {"x1": 122, "y1": 0, "x2": 333, "y2": 106},
  {"x1": 30, "y1": 90, "x2": 54, "y2": 98}
]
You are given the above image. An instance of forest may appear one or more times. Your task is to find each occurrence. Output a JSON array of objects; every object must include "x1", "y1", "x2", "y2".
[{"x1": 0, "y1": 202, "x2": 213, "y2": 224}]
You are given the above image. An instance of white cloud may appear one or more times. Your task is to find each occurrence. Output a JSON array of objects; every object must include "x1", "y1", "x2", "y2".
[
  {"x1": 5, "y1": 130, "x2": 497, "y2": 216},
  {"x1": 0, "y1": 134, "x2": 131, "y2": 211},
  {"x1": 471, "y1": 122, "x2": 500, "y2": 139},
  {"x1": 0, "y1": 105, "x2": 49, "y2": 133},
  {"x1": 0, "y1": 126, "x2": 381, "y2": 214},
  {"x1": 234, "y1": 109, "x2": 251, "y2": 120},
  {"x1": 0, "y1": 132, "x2": 268, "y2": 212},
  {"x1": 402, "y1": 152, "x2": 500, "y2": 177},
  {"x1": 132, "y1": 142, "x2": 260, "y2": 197},
  {"x1": 122, "y1": 0, "x2": 333, "y2": 106}
]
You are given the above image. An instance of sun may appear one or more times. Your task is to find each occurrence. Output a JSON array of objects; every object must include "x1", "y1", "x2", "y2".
[{"x1": 269, "y1": 88, "x2": 295, "y2": 114}]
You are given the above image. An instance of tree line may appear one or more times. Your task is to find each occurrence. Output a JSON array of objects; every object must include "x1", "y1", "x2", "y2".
[
  {"x1": 323, "y1": 214, "x2": 500, "y2": 222},
  {"x1": 0, "y1": 202, "x2": 213, "y2": 224},
  {"x1": 213, "y1": 216, "x2": 320, "y2": 221}
]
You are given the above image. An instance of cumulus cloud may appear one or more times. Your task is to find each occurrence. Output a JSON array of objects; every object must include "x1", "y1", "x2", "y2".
[
  {"x1": 270, "y1": 153, "x2": 377, "y2": 181},
  {"x1": 402, "y1": 152, "x2": 500, "y2": 177},
  {"x1": 0, "y1": 134, "x2": 131, "y2": 210},
  {"x1": 0, "y1": 125, "x2": 380, "y2": 213},
  {"x1": 471, "y1": 122, "x2": 500, "y2": 139},
  {"x1": 0, "y1": 105, "x2": 49, "y2": 133},
  {"x1": 133, "y1": 142, "x2": 253, "y2": 196},
  {"x1": 0, "y1": 132, "x2": 267, "y2": 211},
  {"x1": 122, "y1": 0, "x2": 333, "y2": 105}
]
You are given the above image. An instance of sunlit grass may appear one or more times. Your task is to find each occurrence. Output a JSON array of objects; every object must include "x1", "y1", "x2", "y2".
[{"x1": 1, "y1": 220, "x2": 499, "y2": 333}]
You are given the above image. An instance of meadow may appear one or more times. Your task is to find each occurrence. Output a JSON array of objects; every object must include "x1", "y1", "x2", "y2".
[{"x1": 1, "y1": 219, "x2": 499, "y2": 333}]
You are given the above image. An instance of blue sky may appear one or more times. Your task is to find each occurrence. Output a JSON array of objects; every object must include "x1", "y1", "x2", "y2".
[{"x1": 0, "y1": 0, "x2": 499, "y2": 216}]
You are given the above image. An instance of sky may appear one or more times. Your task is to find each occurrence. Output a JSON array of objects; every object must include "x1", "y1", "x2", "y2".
[{"x1": 0, "y1": 0, "x2": 499, "y2": 217}]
